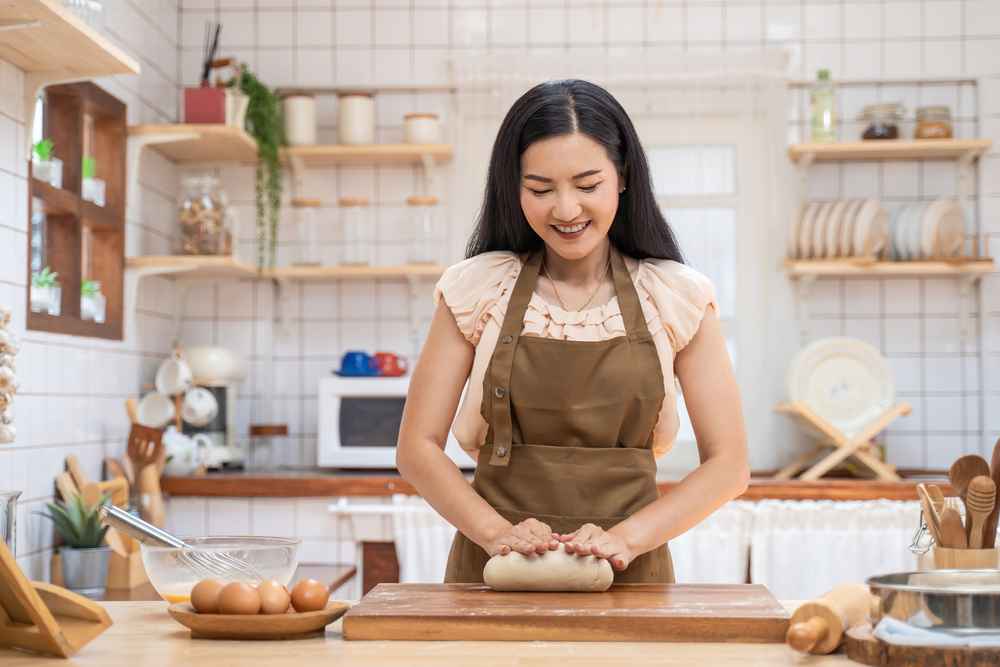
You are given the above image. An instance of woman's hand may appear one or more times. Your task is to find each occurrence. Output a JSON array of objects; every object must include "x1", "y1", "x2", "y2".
[
  {"x1": 558, "y1": 523, "x2": 633, "y2": 571},
  {"x1": 484, "y1": 518, "x2": 560, "y2": 557}
]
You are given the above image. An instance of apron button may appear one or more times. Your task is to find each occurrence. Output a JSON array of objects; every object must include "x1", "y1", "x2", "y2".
[
  {"x1": 500, "y1": 335, "x2": 513, "y2": 344},
  {"x1": 494, "y1": 387, "x2": 506, "y2": 398}
]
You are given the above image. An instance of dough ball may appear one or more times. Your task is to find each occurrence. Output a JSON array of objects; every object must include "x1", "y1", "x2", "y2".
[{"x1": 483, "y1": 543, "x2": 613, "y2": 592}]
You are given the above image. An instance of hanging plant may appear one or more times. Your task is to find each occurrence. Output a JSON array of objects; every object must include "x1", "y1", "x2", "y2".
[{"x1": 228, "y1": 64, "x2": 284, "y2": 270}]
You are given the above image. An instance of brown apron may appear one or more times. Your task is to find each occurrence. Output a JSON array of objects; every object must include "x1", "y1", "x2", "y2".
[{"x1": 444, "y1": 246, "x2": 675, "y2": 584}]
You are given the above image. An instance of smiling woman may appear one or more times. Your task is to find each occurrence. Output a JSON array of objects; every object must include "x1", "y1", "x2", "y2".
[{"x1": 396, "y1": 79, "x2": 749, "y2": 590}]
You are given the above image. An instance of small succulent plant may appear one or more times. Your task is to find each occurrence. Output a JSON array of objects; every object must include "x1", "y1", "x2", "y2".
[{"x1": 39, "y1": 494, "x2": 109, "y2": 549}]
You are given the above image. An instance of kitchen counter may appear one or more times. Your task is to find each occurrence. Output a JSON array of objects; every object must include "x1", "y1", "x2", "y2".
[
  {"x1": 161, "y1": 469, "x2": 952, "y2": 501},
  {"x1": 0, "y1": 600, "x2": 855, "y2": 666}
]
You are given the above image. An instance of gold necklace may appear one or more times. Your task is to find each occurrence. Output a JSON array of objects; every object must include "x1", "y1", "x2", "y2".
[{"x1": 542, "y1": 253, "x2": 611, "y2": 312}]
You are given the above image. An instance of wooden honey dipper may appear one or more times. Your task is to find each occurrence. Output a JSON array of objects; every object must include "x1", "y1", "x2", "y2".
[
  {"x1": 786, "y1": 583, "x2": 876, "y2": 654},
  {"x1": 966, "y1": 475, "x2": 997, "y2": 549}
]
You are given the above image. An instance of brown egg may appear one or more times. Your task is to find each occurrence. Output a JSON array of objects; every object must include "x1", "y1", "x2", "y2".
[
  {"x1": 218, "y1": 582, "x2": 261, "y2": 615},
  {"x1": 290, "y1": 578, "x2": 330, "y2": 613},
  {"x1": 257, "y1": 580, "x2": 291, "y2": 614},
  {"x1": 190, "y1": 579, "x2": 225, "y2": 613}
]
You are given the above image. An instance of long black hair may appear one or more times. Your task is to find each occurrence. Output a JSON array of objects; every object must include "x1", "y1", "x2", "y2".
[{"x1": 465, "y1": 79, "x2": 684, "y2": 263}]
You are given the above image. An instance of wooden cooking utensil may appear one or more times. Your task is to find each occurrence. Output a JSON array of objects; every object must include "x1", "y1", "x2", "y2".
[
  {"x1": 949, "y1": 454, "x2": 990, "y2": 499},
  {"x1": 938, "y1": 507, "x2": 968, "y2": 549},
  {"x1": 966, "y1": 475, "x2": 996, "y2": 549},
  {"x1": 54, "y1": 472, "x2": 78, "y2": 502},
  {"x1": 64, "y1": 454, "x2": 89, "y2": 491},
  {"x1": 786, "y1": 583, "x2": 874, "y2": 654},
  {"x1": 916, "y1": 484, "x2": 944, "y2": 545},
  {"x1": 103, "y1": 458, "x2": 131, "y2": 485},
  {"x1": 984, "y1": 437, "x2": 1000, "y2": 548},
  {"x1": 126, "y1": 422, "x2": 166, "y2": 528}
]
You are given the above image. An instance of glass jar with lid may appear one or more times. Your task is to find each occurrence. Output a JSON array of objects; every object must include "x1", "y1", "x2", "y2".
[
  {"x1": 859, "y1": 103, "x2": 904, "y2": 140},
  {"x1": 291, "y1": 198, "x2": 322, "y2": 266},
  {"x1": 339, "y1": 196, "x2": 370, "y2": 265},
  {"x1": 407, "y1": 196, "x2": 440, "y2": 264},
  {"x1": 915, "y1": 106, "x2": 953, "y2": 139},
  {"x1": 179, "y1": 174, "x2": 231, "y2": 255}
]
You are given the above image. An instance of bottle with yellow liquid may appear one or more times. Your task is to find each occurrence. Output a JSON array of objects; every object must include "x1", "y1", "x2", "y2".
[{"x1": 810, "y1": 69, "x2": 837, "y2": 143}]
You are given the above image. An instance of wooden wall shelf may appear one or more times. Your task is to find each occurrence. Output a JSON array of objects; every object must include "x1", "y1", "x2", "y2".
[
  {"x1": 785, "y1": 258, "x2": 995, "y2": 278},
  {"x1": 128, "y1": 124, "x2": 258, "y2": 164},
  {"x1": 270, "y1": 264, "x2": 446, "y2": 281},
  {"x1": 126, "y1": 256, "x2": 259, "y2": 280},
  {"x1": 788, "y1": 139, "x2": 992, "y2": 164},
  {"x1": 283, "y1": 144, "x2": 453, "y2": 167}
]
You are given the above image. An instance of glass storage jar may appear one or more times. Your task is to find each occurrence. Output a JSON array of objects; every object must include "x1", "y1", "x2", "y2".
[
  {"x1": 179, "y1": 175, "x2": 231, "y2": 255},
  {"x1": 915, "y1": 106, "x2": 953, "y2": 139},
  {"x1": 860, "y1": 103, "x2": 904, "y2": 140},
  {"x1": 407, "y1": 195, "x2": 440, "y2": 264},
  {"x1": 339, "y1": 196, "x2": 370, "y2": 265},
  {"x1": 291, "y1": 198, "x2": 322, "y2": 266}
]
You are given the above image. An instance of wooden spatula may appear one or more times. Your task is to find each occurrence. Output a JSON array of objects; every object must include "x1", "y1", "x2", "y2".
[
  {"x1": 984, "y1": 437, "x2": 1000, "y2": 548},
  {"x1": 966, "y1": 475, "x2": 996, "y2": 549},
  {"x1": 938, "y1": 507, "x2": 968, "y2": 549}
]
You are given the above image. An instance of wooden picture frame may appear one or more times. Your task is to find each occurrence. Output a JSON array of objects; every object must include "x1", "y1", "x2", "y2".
[{"x1": 0, "y1": 540, "x2": 111, "y2": 658}]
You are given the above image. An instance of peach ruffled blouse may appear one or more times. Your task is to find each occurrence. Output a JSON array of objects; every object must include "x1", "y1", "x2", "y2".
[{"x1": 434, "y1": 251, "x2": 717, "y2": 459}]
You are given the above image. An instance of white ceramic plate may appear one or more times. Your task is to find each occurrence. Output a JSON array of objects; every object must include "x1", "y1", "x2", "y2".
[
  {"x1": 839, "y1": 199, "x2": 863, "y2": 257},
  {"x1": 907, "y1": 202, "x2": 926, "y2": 260},
  {"x1": 789, "y1": 204, "x2": 806, "y2": 258},
  {"x1": 936, "y1": 200, "x2": 966, "y2": 257},
  {"x1": 812, "y1": 202, "x2": 834, "y2": 259},
  {"x1": 891, "y1": 205, "x2": 912, "y2": 260},
  {"x1": 798, "y1": 202, "x2": 820, "y2": 259},
  {"x1": 871, "y1": 208, "x2": 889, "y2": 258},
  {"x1": 825, "y1": 201, "x2": 849, "y2": 258},
  {"x1": 786, "y1": 337, "x2": 896, "y2": 437},
  {"x1": 853, "y1": 199, "x2": 881, "y2": 259}
]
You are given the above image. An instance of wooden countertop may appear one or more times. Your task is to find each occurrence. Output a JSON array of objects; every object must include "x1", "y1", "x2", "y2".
[
  {"x1": 0, "y1": 600, "x2": 853, "y2": 666},
  {"x1": 161, "y1": 470, "x2": 952, "y2": 501}
]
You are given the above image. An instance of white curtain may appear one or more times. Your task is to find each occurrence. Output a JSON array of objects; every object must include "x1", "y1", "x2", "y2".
[
  {"x1": 390, "y1": 494, "x2": 456, "y2": 583},
  {"x1": 750, "y1": 500, "x2": 921, "y2": 600},
  {"x1": 670, "y1": 500, "x2": 755, "y2": 584}
]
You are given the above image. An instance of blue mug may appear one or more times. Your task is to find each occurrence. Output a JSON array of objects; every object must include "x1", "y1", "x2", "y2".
[{"x1": 339, "y1": 350, "x2": 376, "y2": 376}]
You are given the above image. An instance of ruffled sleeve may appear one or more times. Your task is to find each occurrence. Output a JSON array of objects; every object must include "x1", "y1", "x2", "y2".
[
  {"x1": 433, "y1": 251, "x2": 521, "y2": 345},
  {"x1": 635, "y1": 259, "x2": 717, "y2": 352}
]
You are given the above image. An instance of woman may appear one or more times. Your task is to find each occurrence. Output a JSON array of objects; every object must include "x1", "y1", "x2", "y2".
[{"x1": 397, "y1": 79, "x2": 748, "y2": 584}]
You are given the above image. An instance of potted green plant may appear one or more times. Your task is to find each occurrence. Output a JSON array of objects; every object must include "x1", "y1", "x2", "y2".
[
  {"x1": 81, "y1": 156, "x2": 106, "y2": 207},
  {"x1": 80, "y1": 279, "x2": 106, "y2": 323},
  {"x1": 227, "y1": 64, "x2": 284, "y2": 270},
  {"x1": 30, "y1": 266, "x2": 61, "y2": 316},
  {"x1": 31, "y1": 138, "x2": 62, "y2": 188},
  {"x1": 38, "y1": 494, "x2": 111, "y2": 598}
]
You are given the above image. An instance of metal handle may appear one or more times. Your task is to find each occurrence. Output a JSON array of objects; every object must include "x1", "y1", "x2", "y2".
[{"x1": 100, "y1": 504, "x2": 186, "y2": 548}]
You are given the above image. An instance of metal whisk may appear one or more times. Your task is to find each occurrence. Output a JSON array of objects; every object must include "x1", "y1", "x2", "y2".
[{"x1": 101, "y1": 504, "x2": 264, "y2": 581}]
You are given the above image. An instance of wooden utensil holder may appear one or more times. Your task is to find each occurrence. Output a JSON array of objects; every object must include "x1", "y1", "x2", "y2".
[
  {"x1": 106, "y1": 540, "x2": 148, "y2": 590},
  {"x1": 919, "y1": 546, "x2": 1000, "y2": 570}
]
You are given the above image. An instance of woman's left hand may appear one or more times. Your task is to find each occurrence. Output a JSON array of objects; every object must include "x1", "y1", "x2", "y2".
[{"x1": 556, "y1": 523, "x2": 633, "y2": 571}]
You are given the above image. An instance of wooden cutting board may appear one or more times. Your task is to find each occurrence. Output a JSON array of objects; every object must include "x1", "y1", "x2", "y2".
[{"x1": 342, "y1": 583, "x2": 789, "y2": 642}]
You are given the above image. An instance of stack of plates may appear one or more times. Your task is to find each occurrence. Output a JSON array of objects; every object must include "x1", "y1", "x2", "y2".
[
  {"x1": 788, "y1": 199, "x2": 889, "y2": 260},
  {"x1": 887, "y1": 198, "x2": 966, "y2": 260}
]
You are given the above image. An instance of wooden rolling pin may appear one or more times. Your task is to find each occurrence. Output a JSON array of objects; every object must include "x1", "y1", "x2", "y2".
[{"x1": 786, "y1": 583, "x2": 875, "y2": 654}]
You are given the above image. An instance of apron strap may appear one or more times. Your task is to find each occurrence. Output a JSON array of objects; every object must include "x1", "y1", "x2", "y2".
[
  {"x1": 609, "y1": 247, "x2": 649, "y2": 342},
  {"x1": 486, "y1": 251, "x2": 542, "y2": 467}
]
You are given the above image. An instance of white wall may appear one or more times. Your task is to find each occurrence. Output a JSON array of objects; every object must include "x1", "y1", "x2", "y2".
[{"x1": 0, "y1": 1, "x2": 183, "y2": 578}]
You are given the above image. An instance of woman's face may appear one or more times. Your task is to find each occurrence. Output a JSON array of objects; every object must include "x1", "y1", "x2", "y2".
[{"x1": 519, "y1": 132, "x2": 622, "y2": 262}]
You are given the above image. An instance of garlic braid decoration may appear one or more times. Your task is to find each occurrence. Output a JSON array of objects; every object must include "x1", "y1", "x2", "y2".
[{"x1": 0, "y1": 305, "x2": 17, "y2": 444}]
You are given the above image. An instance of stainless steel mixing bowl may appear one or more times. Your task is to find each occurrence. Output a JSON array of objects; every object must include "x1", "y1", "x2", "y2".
[{"x1": 868, "y1": 570, "x2": 1000, "y2": 636}]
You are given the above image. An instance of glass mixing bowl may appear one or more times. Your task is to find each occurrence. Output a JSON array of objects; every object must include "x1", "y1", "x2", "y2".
[{"x1": 140, "y1": 536, "x2": 300, "y2": 604}]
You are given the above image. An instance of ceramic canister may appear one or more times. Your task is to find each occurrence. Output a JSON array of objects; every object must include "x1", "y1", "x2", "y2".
[
  {"x1": 403, "y1": 113, "x2": 441, "y2": 144},
  {"x1": 337, "y1": 92, "x2": 375, "y2": 145},
  {"x1": 282, "y1": 93, "x2": 317, "y2": 146}
]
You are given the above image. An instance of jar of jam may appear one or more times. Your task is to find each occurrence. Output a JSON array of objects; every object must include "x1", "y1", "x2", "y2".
[
  {"x1": 915, "y1": 106, "x2": 953, "y2": 139},
  {"x1": 860, "y1": 103, "x2": 903, "y2": 140}
]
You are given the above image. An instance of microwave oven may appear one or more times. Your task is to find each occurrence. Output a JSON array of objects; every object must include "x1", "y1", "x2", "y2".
[{"x1": 317, "y1": 375, "x2": 474, "y2": 469}]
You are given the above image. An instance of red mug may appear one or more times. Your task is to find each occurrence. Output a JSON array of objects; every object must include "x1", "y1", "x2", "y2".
[{"x1": 374, "y1": 352, "x2": 408, "y2": 377}]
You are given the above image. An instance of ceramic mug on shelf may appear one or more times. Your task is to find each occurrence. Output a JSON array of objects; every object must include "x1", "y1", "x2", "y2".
[
  {"x1": 180, "y1": 387, "x2": 219, "y2": 427},
  {"x1": 155, "y1": 351, "x2": 193, "y2": 396},
  {"x1": 374, "y1": 352, "x2": 409, "y2": 377},
  {"x1": 137, "y1": 391, "x2": 175, "y2": 429}
]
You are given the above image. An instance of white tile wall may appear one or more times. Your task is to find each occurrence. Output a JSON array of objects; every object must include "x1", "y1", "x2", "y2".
[{"x1": 0, "y1": 1, "x2": 182, "y2": 577}]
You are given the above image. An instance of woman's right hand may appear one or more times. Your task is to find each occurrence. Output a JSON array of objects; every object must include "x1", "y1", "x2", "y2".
[{"x1": 483, "y1": 518, "x2": 560, "y2": 557}]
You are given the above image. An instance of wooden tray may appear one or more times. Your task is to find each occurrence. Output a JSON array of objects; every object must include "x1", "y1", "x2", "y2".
[
  {"x1": 845, "y1": 623, "x2": 1000, "y2": 666},
  {"x1": 343, "y1": 583, "x2": 789, "y2": 642},
  {"x1": 168, "y1": 601, "x2": 351, "y2": 640}
]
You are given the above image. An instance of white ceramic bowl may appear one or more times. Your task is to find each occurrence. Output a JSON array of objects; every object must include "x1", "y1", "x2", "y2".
[{"x1": 184, "y1": 346, "x2": 247, "y2": 386}]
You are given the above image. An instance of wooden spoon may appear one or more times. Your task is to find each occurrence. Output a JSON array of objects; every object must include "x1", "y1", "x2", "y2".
[
  {"x1": 966, "y1": 475, "x2": 996, "y2": 549},
  {"x1": 949, "y1": 454, "x2": 990, "y2": 499},
  {"x1": 938, "y1": 507, "x2": 968, "y2": 549},
  {"x1": 916, "y1": 484, "x2": 944, "y2": 545},
  {"x1": 984, "y1": 437, "x2": 1000, "y2": 548}
]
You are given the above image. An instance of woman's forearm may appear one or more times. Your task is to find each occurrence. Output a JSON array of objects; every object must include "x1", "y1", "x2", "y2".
[
  {"x1": 397, "y1": 438, "x2": 510, "y2": 550},
  {"x1": 610, "y1": 451, "x2": 750, "y2": 557}
]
